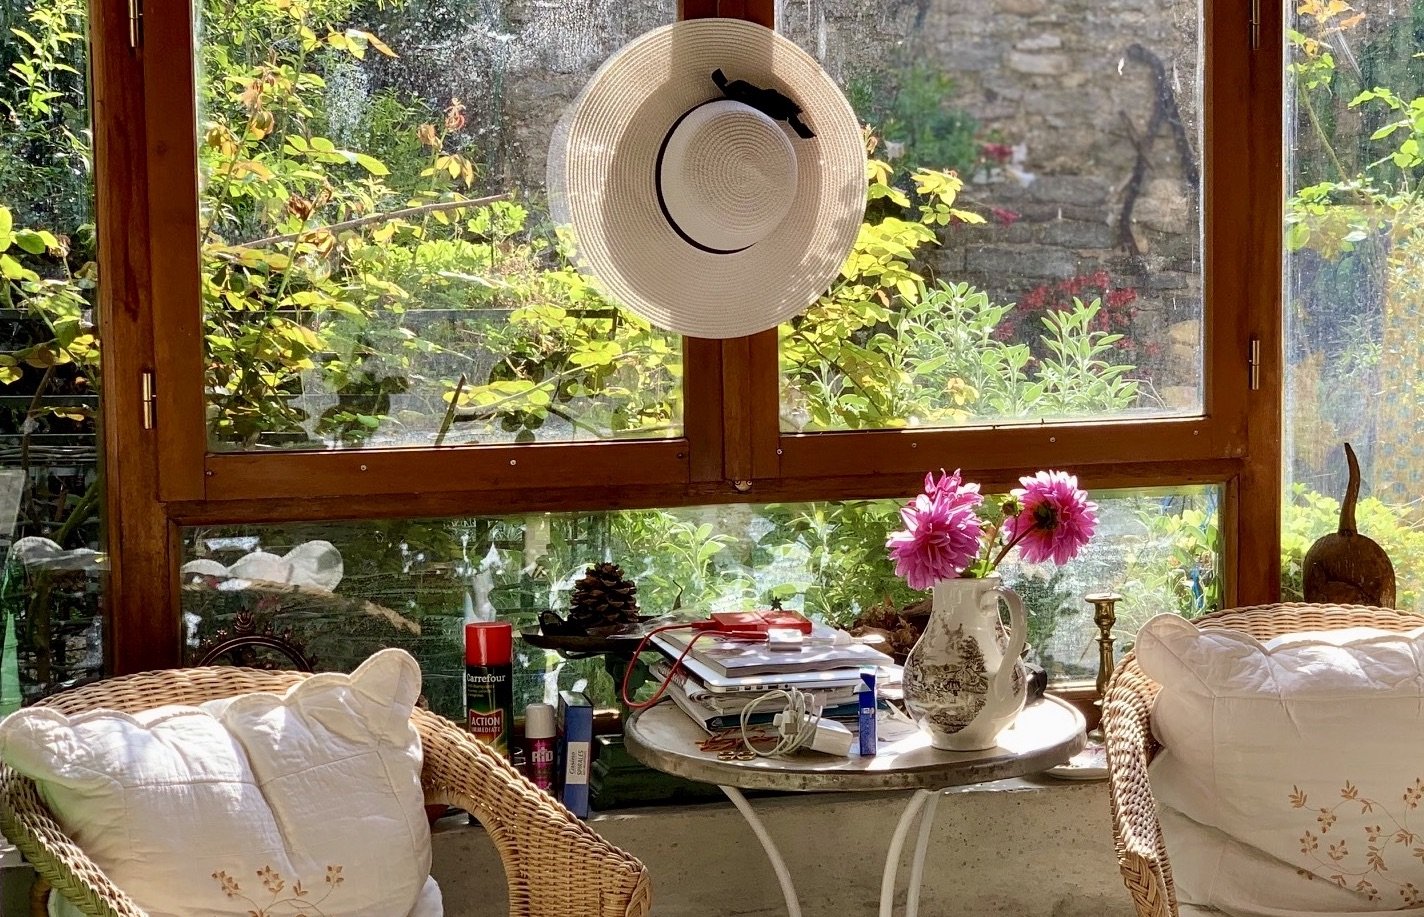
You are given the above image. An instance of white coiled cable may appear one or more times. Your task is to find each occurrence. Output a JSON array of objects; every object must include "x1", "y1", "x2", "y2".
[{"x1": 738, "y1": 687, "x2": 823, "y2": 757}]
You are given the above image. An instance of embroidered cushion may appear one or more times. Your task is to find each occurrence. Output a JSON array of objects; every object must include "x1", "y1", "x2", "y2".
[
  {"x1": 1137, "y1": 614, "x2": 1424, "y2": 917},
  {"x1": 0, "y1": 648, "x2": 441, "y2": 917}
]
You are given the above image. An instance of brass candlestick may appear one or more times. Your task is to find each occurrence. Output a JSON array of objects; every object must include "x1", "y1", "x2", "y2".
[{"x1": 1086, "y1": 591, "x2": 1122, "y2": 700}]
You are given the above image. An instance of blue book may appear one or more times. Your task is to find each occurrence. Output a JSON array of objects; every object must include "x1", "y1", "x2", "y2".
[{"x1": 557, "y1": 690, "x2": 594, "y2": 818}]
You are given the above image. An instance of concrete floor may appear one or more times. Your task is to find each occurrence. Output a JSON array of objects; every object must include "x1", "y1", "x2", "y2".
[
  {"x1": 433, "y1": 777, "x2": 1135, "y2": 917},
  {"x1": 1, "y1": 775, "x2": 1134, "y2": 916}
]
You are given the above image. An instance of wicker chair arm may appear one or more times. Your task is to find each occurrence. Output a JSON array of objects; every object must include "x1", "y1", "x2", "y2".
[
  {"x1": 413, "y1": 709, "x2": 651, "y2": 917},
  {"x1": 0, "y1": 768, "x2": 148, "y2": 917},
  {"x1": 1103, "y1": 655, "x2": 1175, "y2": 917}
]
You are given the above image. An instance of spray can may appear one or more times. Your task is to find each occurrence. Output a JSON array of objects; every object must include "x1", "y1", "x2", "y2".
[
  {"x1": 523, "y1": 702, "x2": 557, "y2": 791},
  {"x1": 465, "y1": 622, "x2": 513, "y2": 757}
]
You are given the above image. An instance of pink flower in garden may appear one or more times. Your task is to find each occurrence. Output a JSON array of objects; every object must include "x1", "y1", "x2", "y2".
[
  {"x1": 887, "y1": 471, "x2": 985, "y2": 589},
  {"x1": 1002, "y1": 470, "x2": 1098, "y2": 566}
]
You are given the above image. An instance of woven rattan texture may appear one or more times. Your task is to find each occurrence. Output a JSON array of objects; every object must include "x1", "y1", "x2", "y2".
[
  {"x1": 1103, "y1": 603, "x2": 1422, "y2": 917},
  {"x1": 0, "y1": 665, "x2": 651, "y2": 917}
]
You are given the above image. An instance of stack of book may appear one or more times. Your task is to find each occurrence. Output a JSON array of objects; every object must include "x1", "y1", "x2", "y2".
[{"x1": 650, "y1": 622, "x2": 893, "y2": 733}]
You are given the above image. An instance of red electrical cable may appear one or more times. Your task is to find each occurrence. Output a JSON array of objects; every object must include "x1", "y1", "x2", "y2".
[{"x1": 619, "y1": 622, "x2": 762, "y2": 711}]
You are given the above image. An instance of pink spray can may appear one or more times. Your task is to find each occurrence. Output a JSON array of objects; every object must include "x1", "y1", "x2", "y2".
[{"x1": 524, "y1": 703, "x2": 557, "y2": 792}]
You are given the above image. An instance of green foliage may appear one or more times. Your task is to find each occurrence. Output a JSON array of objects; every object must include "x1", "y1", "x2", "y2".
[
  {"x1": 1282, "y1": 483, "x2": 1424, "y2": 609},
  {"x1": 783, "y1": 151, "x2": 1138, "y2": 431},
  {"x1": 753, "y1": 501, "x2": 914, "y2": 625},
  {"x1": 601, "y1": 511, "x2": 748, "y2": 613},
  {"x1": 1006, "y1": 569, "x2": 1079, "y2": 669},
  {"x1": 1124, "y1": 501, "x2": 1220, "y2": 624},
  {"x1": 847, "y1": 63, "x2": 981, "y2": 176},
  {"x1": 1286, "y1": 1, "x2": 1424, "y2": 254},
  {"x1": 2, "y1": 0, "x2": 1195, "y2": 692}
]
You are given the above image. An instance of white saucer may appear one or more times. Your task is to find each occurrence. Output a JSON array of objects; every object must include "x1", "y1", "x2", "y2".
[{"x1": 1046, "y1": 739, "x2": 1108, "y2": 780}]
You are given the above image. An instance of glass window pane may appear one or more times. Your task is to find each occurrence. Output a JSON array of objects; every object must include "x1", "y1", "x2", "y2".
[
  {"x1": 179, "y1": 485, "x2": 1220, "y2": 722},
  {"x1": 1284, "y1": 1, "x2": 1424, "y2": 609},
  {"x1": 195, "y1": 0, "x2": 681, "y2": 451},
  {"x1": 0, "y1": 0, "x2": 105, "y2": 710},
  {"x1": 777, "y1": 4, "x2": 1204, "y2": 432}
]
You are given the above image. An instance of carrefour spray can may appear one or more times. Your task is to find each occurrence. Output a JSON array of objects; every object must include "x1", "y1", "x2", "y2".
[{"x1": 466, "y1": 622, "x2": 513, "y2": 757}]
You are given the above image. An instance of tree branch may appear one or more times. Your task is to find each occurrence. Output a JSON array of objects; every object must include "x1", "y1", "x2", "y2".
[{"x1": 233, "y1": 193, "x2": 511, "y2": 249}]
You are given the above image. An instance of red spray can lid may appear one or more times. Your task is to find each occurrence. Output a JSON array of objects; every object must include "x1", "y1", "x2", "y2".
[{"x1": 465, "y1": 621, "x2": 513, "y2": 666}]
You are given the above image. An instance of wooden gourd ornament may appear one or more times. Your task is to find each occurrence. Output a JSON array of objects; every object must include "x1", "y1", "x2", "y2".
[{"x1": 1302, "y1": 443, "x2": 1397, "y2": 608}]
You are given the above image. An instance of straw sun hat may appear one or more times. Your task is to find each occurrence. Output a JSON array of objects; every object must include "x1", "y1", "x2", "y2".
[{"x1": 549, "y1": 19, "x2": 867, "y2": 339}]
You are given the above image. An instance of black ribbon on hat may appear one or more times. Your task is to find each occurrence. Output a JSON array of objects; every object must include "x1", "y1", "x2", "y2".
[{"x1": 712, "y1": 69, "x2": 815, "y2": 139}]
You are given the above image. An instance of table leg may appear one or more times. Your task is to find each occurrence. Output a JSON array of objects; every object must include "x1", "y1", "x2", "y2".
[
  {"x1": 720, "y1": 785, "x2": 803, "y2": 917},
  {"x1": 904, "y1": 790, "x2": 943, "y2": 917},
  {"x1": 879, "y1": 788, "x2": 932, "y2": 917}
]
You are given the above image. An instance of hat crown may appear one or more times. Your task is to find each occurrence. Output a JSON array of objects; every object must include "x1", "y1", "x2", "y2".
[{"x1": 658, "y1": 100, "x2": 798, "y2": 254}]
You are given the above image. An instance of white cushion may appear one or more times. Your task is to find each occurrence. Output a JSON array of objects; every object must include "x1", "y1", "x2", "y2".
[
  {"x1": 1, "y1": 648, "x2": 440, "y2": 917},
  {"x1": 1137, "y1": 614, "x2": 1424, "y2": 917}
]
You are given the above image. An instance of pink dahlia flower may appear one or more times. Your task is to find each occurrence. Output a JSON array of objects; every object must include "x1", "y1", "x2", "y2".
[
  {"x1": 886, "y1": 478, "x2": 984, "y2": 590},
  {"x1": 1002, "y1": 470, "x2": 1098, "y2": 566},
  {"x1": 923, "y1": 468, "x2": 983, "y2": 509}
]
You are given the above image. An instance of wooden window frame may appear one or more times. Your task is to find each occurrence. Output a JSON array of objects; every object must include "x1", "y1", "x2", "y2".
[{"x1": 93, "y1": 0, "x2": 1286, "y2": 673}]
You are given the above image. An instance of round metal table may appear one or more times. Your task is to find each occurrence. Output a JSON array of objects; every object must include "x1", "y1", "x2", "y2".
[{"x1": 623, "y1": 696, "x2": 1086, "y2": 917}]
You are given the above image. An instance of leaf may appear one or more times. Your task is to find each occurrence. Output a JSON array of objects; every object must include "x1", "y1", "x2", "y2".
[
  {"x1": 354, "y1": 153, "x2": 389, "y2": 176},
  {"x1": 360, "y1": 30, "x2": 396, "y2": 57},
  {"x1": 0, "y1": 254, "x2": 37, "y2": 282},
  {"x1": 12, "y1": 229, "x2": 48, "y2": 255}
]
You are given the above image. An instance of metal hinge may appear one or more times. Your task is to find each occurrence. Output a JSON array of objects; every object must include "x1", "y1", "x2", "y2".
[
  {"x1": 141, "y1": 370, "x2": 155, "y2": 429},
  {"x1": 128, "y1": 0, "x2": 143, "y2": 49},
  {"x1": 1248, "y1": 337, "x2": 1262, "y2": 391},
  {"x1": 1249, "y1": 0, "x2": 1261, "y2": 51}
]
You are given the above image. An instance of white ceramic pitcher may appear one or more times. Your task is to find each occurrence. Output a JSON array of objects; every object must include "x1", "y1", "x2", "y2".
[{"x1": 902, "y1": 573, "x2": 1028, "y2": 751}]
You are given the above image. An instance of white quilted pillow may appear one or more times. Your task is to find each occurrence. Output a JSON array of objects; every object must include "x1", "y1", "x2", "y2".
[
  {"x1": 0, "y1": 648, "x2": 441, "y2": 917},
  {"x1": 1137, "y1": 614, "x2": 1424, "y2": 917}
]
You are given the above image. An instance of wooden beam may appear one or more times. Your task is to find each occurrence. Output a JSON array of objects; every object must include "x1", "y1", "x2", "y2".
[
  {"x1": 678, "y1": 0, "x2": 775, "y2": 28},
  {"x1": 203, "y1": 440, "x2": 691, "y2": 502},
  {"x1": 144, "y1": 0, "x2": 207, "y2": 503},
  {"x1": 91, "y1": 0, "x2": 181, "y2": 672},
  {"x1": 1236, "y1": 0, "x2": 1285, "y2": 604},
  {"x1": 684, "y1": 338, "x2": 726, "y2": 483},
  {"x1": 166, "y1": 458, "x2": 1244, "y2": 526}
]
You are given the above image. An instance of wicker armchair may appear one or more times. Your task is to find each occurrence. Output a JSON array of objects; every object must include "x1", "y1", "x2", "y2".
[
  {"x1": 0, "y1": 666, "x2": 652, "y2": 917},
  {"x1": 1104, "y1": 602, "x2": 1421, "y2": 917}
]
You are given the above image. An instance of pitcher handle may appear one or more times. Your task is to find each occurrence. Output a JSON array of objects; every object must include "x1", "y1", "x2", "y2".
[{"x1": 989, "y1": 585, "x2": 1028, "y2": 704}]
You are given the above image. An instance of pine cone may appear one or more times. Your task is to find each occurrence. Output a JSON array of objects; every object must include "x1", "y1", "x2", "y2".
[{"x1": 568, "y1": 562, "x2": 640, "y2": 632}]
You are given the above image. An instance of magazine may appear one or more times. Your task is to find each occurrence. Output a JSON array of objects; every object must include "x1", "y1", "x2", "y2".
[{"x1": 651, "y1": 622, "x2": 891, "y2": 677}]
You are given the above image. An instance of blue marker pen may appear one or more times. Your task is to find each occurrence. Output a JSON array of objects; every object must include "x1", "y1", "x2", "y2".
[{"x1": 858, "y1": 668, "x2": 877, "y2": 756}]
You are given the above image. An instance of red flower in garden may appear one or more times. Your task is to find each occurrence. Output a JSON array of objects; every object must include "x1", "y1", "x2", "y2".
[{"x1": 982, "y1": 142, "x2": 1014, "y2": 163}]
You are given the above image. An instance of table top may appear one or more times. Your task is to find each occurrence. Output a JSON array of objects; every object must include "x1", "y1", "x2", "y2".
[{"x1": 623, "y1": 695, "x2": 1087, "y2": 793}]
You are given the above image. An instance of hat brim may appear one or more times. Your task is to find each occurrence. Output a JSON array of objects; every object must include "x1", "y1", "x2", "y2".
[{"x1": 549, "y1": 19, "x2": 867, "y2": 340}]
